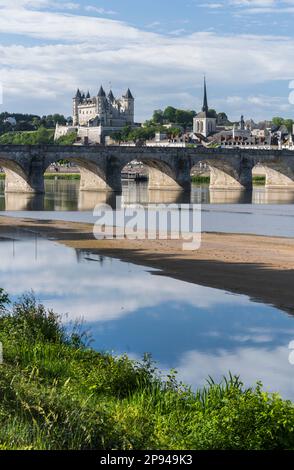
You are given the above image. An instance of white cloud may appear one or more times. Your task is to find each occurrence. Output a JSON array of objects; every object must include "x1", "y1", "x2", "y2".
[
  {"x1": 85, "y1": 5, "x2": 117, "y2": 15},
  {"x1": 0, "y1": 3, "x2": 293, "y2": 119},
  {"x1": 0, "y1": 0, "x2": 80, "y2": 9},
  {"x1": 229, "y1": 0, "x2": 294, "y2": 13},
  {"x1": 199, "y1": 2, "x2": 224, "y2": 8},
  {"x1": 170, "y1": 345, "x2": 294, "y2": 399}
]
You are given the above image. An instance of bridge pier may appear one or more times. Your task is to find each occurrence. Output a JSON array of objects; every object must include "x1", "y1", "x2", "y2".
[
  {"x1": 4, "y1": 166, "x2": 44, "y2": 194},
  {"x1": 148, "y1": 167, "x2": 185, "y2": 191},
  {"x1": 209, "y1": 165, "x2": 252, "y2": 190},
  {"x1": 262, "y1": 166, "x2": 294, "y2": 189}
]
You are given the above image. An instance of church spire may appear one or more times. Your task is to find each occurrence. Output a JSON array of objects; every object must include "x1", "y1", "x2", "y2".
[{"x1": 202, "y1": 76, "x2": 209, "y2": 114}]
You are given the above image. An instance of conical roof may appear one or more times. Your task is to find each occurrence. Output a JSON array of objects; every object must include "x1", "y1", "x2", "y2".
[
  {"x1": 74, "y1": 88, "x2": 81, "y2": 99},
  {"x1": 108, "y1": 89, "x2": 115, "y2": 102},
  {"x1": 125, "y1": 88, "x2": 134, "y2": 99},
  {"x1": 98, "y1": 85, "x2": 106, "y2": 97},
  {"x1": 202, "y1": 77, "x2": 208, "y2": 114}
]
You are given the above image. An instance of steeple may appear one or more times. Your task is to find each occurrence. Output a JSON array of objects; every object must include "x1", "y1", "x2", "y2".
[
  {"x1": 86, "y1": 90, "x2": 90, "y2": 99},
  {"x1": 202, "y1": 76, "x2": 208, "y2": 114}
]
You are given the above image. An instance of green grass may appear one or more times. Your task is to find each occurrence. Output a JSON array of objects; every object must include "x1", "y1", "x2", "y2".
[
  {"x1": 1, "y1": 288, "x2": 294, "y2": 450},
  {"x1": 0, "y1": 173, "x2": 80, "y2": 180},
  {"x1": 191, "y1": 175, "x2": 210, "y2": 184},
  {"x1": 44, "y1": 173, "x2": 80, "y2": 180},
  {"x1": 191, "y1": 175, "x2": 266, "y2": 185},
  {"x1": 253, "y1": 175, "x2": 266, "y2": 185}
]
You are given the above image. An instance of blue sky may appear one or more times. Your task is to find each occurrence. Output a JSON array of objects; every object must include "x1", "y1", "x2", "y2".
[{"x1": 0, "y1": 0, "x2": 294, "y2": 121}]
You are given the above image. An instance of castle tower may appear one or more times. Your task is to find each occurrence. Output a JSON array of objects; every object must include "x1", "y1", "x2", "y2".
[
  {"x1": 122, "y1": 88, "x2": 134, "y2": 124},
  {"x1": 193, "y1": 77, "x2": 216, "y2": 138},
  {"x1": 108, "y1": 89, "x2": 115, "y2": 103},
  {"x1": 97, "y1": 85, "x2": 107, "y2": 124},
  {"x1": 72, "y1": 88, "x2": 82, "y2": 126}
]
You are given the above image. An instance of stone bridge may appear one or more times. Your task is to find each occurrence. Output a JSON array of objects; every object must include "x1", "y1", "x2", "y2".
[{"x1": 0, "y1": 144, "x2": 294, "y2": 193}]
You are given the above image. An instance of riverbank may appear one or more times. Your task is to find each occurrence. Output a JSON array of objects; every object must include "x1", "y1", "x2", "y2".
[
  {"x1": 1, "y1": 289, "x2": 294, "y2": 450},
  {"x1": 1, "y1": 215, "x2": 294, "y2": 314}
]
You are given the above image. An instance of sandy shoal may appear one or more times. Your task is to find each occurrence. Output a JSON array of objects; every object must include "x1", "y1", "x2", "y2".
[{"x1": 0, "y1": 215, "x2": 294, "y2": 314}]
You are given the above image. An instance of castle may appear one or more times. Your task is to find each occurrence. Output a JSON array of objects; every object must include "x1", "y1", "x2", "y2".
[{"x1": 54, "y1": 85, "x2": 136, "y2": 144}]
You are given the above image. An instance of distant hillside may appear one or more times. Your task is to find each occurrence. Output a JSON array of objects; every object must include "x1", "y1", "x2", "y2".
[
  {"x1": 0, "y1": 113, "x2": 68, "y2": 136},
  {"x1": 0, "y1": 128, "x2": 55, "y2": 145}
]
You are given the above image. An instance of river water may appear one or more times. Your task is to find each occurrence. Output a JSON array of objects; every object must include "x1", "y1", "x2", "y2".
[
  {"x1": 1, "y1": 180, "x2": 294, "y2": 237},
  {"x1": 1, "y1": 179, "x2": 294, "y2": 397}
]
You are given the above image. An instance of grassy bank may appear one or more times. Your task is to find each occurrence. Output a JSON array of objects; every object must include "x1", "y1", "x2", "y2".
[
  {"x1": 191, "y1": 175, "x2": 266, "y2": 185},
  {"x1": 191, "y1": 175, "x2": 210, "y2": 184},
  {"x1": 44, "y1": 173, "x2": 80, "y2": 180},
  {"x1": 1, "y1": 288, "x2": 294, "y2": 450},
  {"x1": 0, "y1": 173, "x2": 80, "y2": 181}
]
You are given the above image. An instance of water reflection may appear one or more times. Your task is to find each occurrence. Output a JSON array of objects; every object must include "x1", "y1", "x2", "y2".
[
  {"x1": 1, "y1": 179, "x2": 294, "y2": 211},
  {"x1": 1, "y1": 234, "x2": 294, "y2": 399}
]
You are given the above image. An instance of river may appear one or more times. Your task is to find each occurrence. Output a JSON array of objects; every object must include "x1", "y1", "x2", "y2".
[{"x1": 1, "y1": 179, "x2": 294, "y2": 237}]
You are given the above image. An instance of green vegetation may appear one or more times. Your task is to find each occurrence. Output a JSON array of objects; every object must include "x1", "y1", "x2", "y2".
[
  {"x1": 272, "y1": 117, "x2": 294, "y2": 132},
  {"x1": 54, "y1": 132, "x2": 77, "y2": 145},
  {"x1": 0, "y1": 113, "x2": 69, "y2": 136},
  {"x1": 191, "y1": 175, "x2": 266, "y2": 185},
  {"x1": 0, "y1": 128, "x2": 77, "y2": 146},
  {"x1": 253, "y1": 176, "x2": 266, "y2": 185},
  {"x1": 0, "y1": 128, "x2": 55, "y2": 145},
  {"x1": 111, "y1": 124, "x2": 182, "y2": 144},
  {"x1": 1, "y1": 288, "x2": 294, "y2": 450},
  {"x1": 152, "y1": 107, "x2": 196, "y2": 129},
  {"x1": 44, "y1": 173, "x2": 80, "y2": 180},
  {"x1": 191, "y1": 175, "x2": 210, "y2": 184}
]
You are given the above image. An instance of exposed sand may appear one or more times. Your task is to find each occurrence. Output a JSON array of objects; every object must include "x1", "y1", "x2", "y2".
[{"x1": 1, "y1": 215, "x2": 294, "y2": 314}]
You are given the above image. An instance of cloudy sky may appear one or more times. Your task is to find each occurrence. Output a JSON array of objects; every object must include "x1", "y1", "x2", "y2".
[{"x1": 0, "y1": 0, "x2": 294, "y2": 121}]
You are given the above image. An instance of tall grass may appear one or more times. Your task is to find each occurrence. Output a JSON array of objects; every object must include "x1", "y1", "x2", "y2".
[{"x1": 0, "y1": 289, "x2": 294, "y2": 450}]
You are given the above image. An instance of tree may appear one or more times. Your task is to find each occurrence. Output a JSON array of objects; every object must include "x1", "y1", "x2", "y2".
[
  {"x1": 152, "y1": 110, "x2": 164, "y2": 124},
  {"x1": 166, "y1": 127, "x2": 182, "y2": 139},
  {"x1": 175, "y1": 110, "x2": 195, "y2": 128},
  {"x1": 284, "y1": 119, "x2": 294, "y2": 132},
  {"x1": 163, "y1": 106, "x2": 177, "y2": 123},
  {"x1": 272, "y1": 117, "x2": 284, "y2": 128},
  {"x1": 208, "y1": 109, "x2": 217, "y2": 118}
]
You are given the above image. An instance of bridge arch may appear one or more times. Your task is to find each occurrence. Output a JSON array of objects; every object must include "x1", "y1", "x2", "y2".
[
  {"x1": 0, "y1": 158, "x2": 34, "y2": 193},
  {"x1": 44, "y1": 155, "x2": 115, "y2": 192},
  {"x1": 252, "y1": 162, "x2": 294, "y2": 189},
  {"x1": 119, "y1": 153, "x2": 191, "y2": 191},
  {"x1": 190, "y1": 156, "x2": 253, "y2": 190}
]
